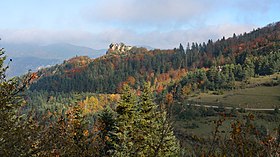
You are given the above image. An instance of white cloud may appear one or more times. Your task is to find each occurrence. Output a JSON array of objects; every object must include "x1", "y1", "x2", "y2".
[
  {"x1": 1, "y1": 0, "x2": 278, "y2": 51},
  {"x1": 0, "y1": 22, "x2": 256, "y2": 50},
  {"x1": 0, "y1": 29, "x2": 93, "y2": 46},
  {"x1": 82, "y1": 0, "x2": 218, "y2": 28},
  {"x1": 82, "y1": 0, "x2": 280, "y2": 29}
]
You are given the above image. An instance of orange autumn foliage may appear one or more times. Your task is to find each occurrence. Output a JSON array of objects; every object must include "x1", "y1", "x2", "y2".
[{"x1": 165, "y1": 93, "x2": 173, "y2": 105}]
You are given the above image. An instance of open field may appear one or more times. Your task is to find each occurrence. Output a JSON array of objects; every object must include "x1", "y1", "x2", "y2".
[
  {"x1": 189, "y1": 85, "x2": 280, "y2": 109},
  {"x1": 248, "y1": 73, "x2": 280, "y2": 86},
  {"x1": 188, "y1": 72, "x2": 280, "y2": 109}
]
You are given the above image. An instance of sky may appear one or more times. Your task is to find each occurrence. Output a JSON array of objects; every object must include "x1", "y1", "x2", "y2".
[{"x1": 0, "y1": 0, "x2": 280, "y2": 49}]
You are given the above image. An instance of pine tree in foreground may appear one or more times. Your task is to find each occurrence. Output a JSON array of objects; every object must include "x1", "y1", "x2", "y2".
[{"x1": 114, "y1": 83, "x2": 180, "y2": 156}]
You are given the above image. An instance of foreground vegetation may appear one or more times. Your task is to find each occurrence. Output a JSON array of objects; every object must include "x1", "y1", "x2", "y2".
[
  {"x1": 1, "y1": 50, "x2": 280, "y2": 157},
  {"x1": 1, "y1": 50, "x2": 180, "y2": 156}
]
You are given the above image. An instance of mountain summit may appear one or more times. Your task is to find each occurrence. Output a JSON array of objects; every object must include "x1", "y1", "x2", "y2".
[{"x1": 106, "y1": 43, "x2": 133, "y2": 55}]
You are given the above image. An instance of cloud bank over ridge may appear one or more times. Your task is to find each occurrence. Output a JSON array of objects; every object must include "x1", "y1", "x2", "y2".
[{"x1": 0, "y1": 0, "x2": 279, "y2": 49}]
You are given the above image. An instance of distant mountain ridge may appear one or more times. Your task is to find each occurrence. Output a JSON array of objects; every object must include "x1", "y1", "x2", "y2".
[
  {"x1": 2, "y1": 42, "x2": 106, "y2": 59},
  {"x1": 1, "y1": 42, "x2": 106, "y2": 77},
  {"x1": 6, "y1": 56, "x2": 60, "y2": 77}
]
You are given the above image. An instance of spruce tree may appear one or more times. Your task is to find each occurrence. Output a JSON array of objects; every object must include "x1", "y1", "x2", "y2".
[
  {"x1": 114, "y1": 85, "x2": 138, "y2": 156},
  {"x1": 138, "y1": 83, "x2": 179, "y2": 156},
  {"x1": 97, "y1": 106, "x2": 117, "y2": 156},
  {"x1": 114, "y1": 83, "x2": 179, "y2": 156}
]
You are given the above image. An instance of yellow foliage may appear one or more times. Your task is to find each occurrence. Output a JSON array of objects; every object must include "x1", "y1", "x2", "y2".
[
  {"x1": 79, "y1": 94, "x2": 120, "y2": 115},
  {"x1": 80, "y1": 96, "x2": 100, "y2": 114},
  {"x1": 83, "y1": 130, "x2": 89, "y2": 137},
  {"x1": 182, "y1": 84, "x2": 192, "y2": 98},
  {"x1": 107, "y1": 94, "x2": 120, "y2": 103}
]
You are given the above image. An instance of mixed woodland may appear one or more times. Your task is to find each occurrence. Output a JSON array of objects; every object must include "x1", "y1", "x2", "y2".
[{"x1": 1, "y1": 22, "x2": 280, "y2": 156}]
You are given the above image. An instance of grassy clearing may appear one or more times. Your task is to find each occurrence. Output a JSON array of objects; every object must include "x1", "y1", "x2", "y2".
[
  {"x1": 248, "y1": 73, "x2": 280, "y2": 86},
  {"x1": 189, "y1": 85, "x2": 280, "y2": 108},
  {"x1": 188, "y1": 73, "x2": 280, "y2": 109},
  {"x1": 174, "y1": 116, "x2": 240, "y2": 138}
]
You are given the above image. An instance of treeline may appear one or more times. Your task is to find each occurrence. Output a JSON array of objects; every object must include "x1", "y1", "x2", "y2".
[
  {"x1": 172, "y1": 51, "x2": 280, "y2": 99},
  {"x1": 30, "y1": 48, "x2": 189, "y2": 93},
  {"x1": 30, "y1": 22, "x2": 280, "y2": 94},
  {"x1": 22, "y1": 90, "x2": 122, "y2": 120}
]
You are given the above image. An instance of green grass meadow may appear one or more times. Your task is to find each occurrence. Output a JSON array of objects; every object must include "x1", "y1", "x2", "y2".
[{"x1": 190, "y1": 85, "x2": 280, "y2": 108}]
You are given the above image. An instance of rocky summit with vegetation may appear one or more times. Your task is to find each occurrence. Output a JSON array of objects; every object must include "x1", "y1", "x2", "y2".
[{"x1": 1, "y1": 22, "x2": 280, "y2": 156}]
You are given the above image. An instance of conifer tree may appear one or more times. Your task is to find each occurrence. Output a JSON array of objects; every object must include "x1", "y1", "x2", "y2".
[
  {"x1": 0, "y1": 48, "x2": 24, "y2": 155},
  {"x1": 96, "y1": 106, "x2": 117, "y2": 156},
  {"x1": 0, "y1": 48, "x2": 38, "y2": 156},
  {"x1": 114, "y1": 85, "x2": 138, "y2": 156},
  {"x1": 114, "y1": 83, "x2": 179, "y2": 156},
  {"x1": 138, "y1": 83, "x2": 179, "y2": 156}
]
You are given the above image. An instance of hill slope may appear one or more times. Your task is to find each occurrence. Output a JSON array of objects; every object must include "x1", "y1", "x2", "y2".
[{"x1": 30, "y1": 22, "x2": 280, "y2": 94}]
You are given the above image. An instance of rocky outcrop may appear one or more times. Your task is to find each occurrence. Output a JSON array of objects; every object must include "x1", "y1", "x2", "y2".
[{"x1": 106, "y1": 43, "x2": 133, "y2": 55}]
